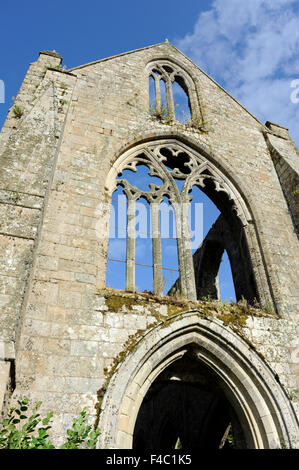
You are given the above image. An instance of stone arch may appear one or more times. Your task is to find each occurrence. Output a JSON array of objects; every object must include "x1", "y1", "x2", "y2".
[
  {"x1": 98, "y1": 313, "x2": 299, "y2": 449},
  {"x1": 192, "y1": 214, "x2": 258, "y2": 303},
  {"x1": 104, "y1": 135, "x2": 273, "y2": 306},
  {"x1": 145, "y1": 58, "x2": 202, "y2": 123},
  {"x1": 105, "y1": 131, "x2": 258, "y2": 222},
  {"x1": 106, "y1": 138, "x2": 249, "y2": 217}
]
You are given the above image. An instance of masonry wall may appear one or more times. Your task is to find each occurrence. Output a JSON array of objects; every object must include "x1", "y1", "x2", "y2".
[
  {"x1": 0, "y1": 43, "x2": 298, "y2": 446},
  {"x1": 264, "y1": 122, "x2": 299, "y2": 235},
  {"x1": 0, "y1": 52, "x2": 76, "y2": 410},
  {"x1": 13, "y1": 291, "x2": 299, "y2": 445}
]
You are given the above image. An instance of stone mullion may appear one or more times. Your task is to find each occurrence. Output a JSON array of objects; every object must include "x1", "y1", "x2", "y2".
[
  {"x1": 151, "y1": 201, "x2": 163, "y2": 296},
  {"x1": 165, "y1": 78, "x2": 175, "y2": 119},
  {"x1": 126, "y1": 196, "x2": 136, "y2": 292},
  {"x1": 181, "y1": 201, "x2": 197, "y2": 301},
  {"x1": 187, "y1": 85, "x2": 201, "y2": 124},
  {"x1": 153, "y1": 76, "x2": 161, "y2": 114},
  {"x1": 173, "y1": 201, "x2": 188, "y2": 297}
]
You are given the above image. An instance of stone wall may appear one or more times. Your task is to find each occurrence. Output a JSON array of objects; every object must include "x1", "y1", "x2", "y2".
[
  {"x1": 264, "y1": 121, "x2": 299, "y2": 235},
  {"x1": 0, "y1": 42, "x2": 298, "y2": 448},
  {"x1": 11, "y1": 291, "x2": 299, "y2": 447}
]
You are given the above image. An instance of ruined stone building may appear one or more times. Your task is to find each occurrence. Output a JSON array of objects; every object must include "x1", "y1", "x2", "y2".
[{"x1": 0, "y1": 42, "x2": 298, "y2": 449}]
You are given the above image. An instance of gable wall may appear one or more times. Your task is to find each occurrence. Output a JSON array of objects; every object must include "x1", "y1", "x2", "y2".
[{"x1": 0, "y1": 43, "x2": 298, "y2": 445}]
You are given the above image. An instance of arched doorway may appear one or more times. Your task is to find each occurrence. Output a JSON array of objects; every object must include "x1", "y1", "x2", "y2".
[
  {"x1": 133, "y1": 353, "x2": 245, "y2": 449},
  {"x1": 98, "y1": 313, "x2": 299, "y2": 449}
]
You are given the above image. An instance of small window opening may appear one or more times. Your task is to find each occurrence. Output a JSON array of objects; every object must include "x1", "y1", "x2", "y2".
[
  {"x1": 160, "y1": 148, "x2": 191, "y2": 175},
  {"x1": 218, "y1": 250, "x2": 236, "y2": 303},
  {"x1": 162, "y1": 65, "x2": 173, "y2": 73},
  {"x1": 148, "y1": 64, "x2": 193, "y2": 123},
  {"x1": 135, "y1": 196, "x2": 153, "y2": 292},
  {"x1": 160, "y1": 79, "x2": 168, "y2": 115},
  {"x1": 106, "y1": 185, "x2": 127, "y2": 290},
  {"x1": 172, "y1": 80, "x2": 191, "y2": 123},
  {"x1": 118, "y1": 164, "x2": 163, "y2": 192},
  {"x1": 160, "y1": 196, "x2": 179, "y2": 295}
]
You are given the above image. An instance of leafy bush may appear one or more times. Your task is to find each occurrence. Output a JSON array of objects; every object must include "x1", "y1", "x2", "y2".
[
  {"x1": 0, "y1": 397, "x2": 100, "y2": 449},
  {"x1": 60, "y1": 410, "x2": 100, "y2": 449}
]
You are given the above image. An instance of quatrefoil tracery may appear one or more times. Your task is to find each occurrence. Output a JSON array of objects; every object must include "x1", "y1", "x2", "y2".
[
  {"x1": 115, "y1": 144, "x2": 240, "y2": 216},
  {"x1": 107, "y1": 140, "x2": 251, "y2": 299}
]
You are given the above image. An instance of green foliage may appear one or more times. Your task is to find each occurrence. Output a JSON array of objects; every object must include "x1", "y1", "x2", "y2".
[
  {"x1": 60, "y1": 409, "x2": 100, "y2": 449},
  {"x1": 0, "y1": 398, "x2": 100, "y2": 449},
  {"x1": 201, "y1": 294, "x2": 212, "y2": 302},
  {"x1": 0, "y1": 398, "x2": 54, "y2": 449},
  {"x1": 226, "y1": 428, "x2": 234, "y2": 447},
  {"x1": 149, "y1": 99, "x2": 207, "y2": 131},
  {"x1": 264, "y1": 301, "x2": 274, "y2": 314},
  {"x1": 280, "y1": 439, "x2": 288, "y2": 449},
  {"x1": 181, "y1": 109, "x2": 207, "y2": 130},
  {"x1": 13, "y1": 105, "x2": 24, "y2": 118},
  {"x1": 175, "y1": 437, "x2": 182, "y2": 449},
  {"x1": 149, "y1": 98, "x2": 173, "y2": 122}
]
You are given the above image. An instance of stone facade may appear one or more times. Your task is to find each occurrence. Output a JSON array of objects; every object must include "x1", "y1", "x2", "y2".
[{"x1": 0, "y1": 42, "x2": 298, "y2": 449}]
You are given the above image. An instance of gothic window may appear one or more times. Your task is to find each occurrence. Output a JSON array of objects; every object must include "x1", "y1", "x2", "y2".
[
  {"x1": 148, "y1": 61, "x2": 200, "y2": 125},
  {"x1": 105, "y1": 141, "x2": 254, "y2": 303}
]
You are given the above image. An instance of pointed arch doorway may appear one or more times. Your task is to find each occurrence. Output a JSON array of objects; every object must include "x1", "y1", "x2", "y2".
[{"x1": 98, "y1": 313, "x2": 299, "y2": 449}]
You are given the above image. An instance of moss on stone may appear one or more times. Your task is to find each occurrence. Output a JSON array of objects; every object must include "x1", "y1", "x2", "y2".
[
  {"x1": 94, "y1": 288, "x2": 279, "y2": 429},
  {"x1": 216, "y1": 311, "x2": 248, "y2": 328},
  {"x1": 105, "y1": 294, "x2": 137, "y2": 313}
]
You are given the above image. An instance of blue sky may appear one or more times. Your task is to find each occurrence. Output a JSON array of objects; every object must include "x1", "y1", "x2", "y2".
[
  {"x1": 1, "y1": 0, "x2": 298, "y2": 142},
  {"x1": 1, "y1": 0, "x2": 298, "y2": 301}
]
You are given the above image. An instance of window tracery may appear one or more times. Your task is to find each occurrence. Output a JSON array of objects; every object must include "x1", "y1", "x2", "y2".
[
  {"x1": 148, "y1": 60, "x2": 201, "y2": 125},
  {"x1": 106, "y1": 141, "x2": 251, "y2": 301}
]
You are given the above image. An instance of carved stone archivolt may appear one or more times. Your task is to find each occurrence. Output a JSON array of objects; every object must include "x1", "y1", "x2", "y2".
[{"x1": 105, "y1": 140, "x2": 252, "y2": 300}]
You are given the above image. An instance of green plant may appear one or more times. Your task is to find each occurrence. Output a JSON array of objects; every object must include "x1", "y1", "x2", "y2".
[
  {"x1": 264, "y1": 301, "x2": 274, "y2": 314},
  {"x1": 0, "y1": 398, "x2": 100, "y2": 449},
  {"x1": 0, "y1": 398, "x2": 54, "y2": 449},
  {"x1": 225, "y1": 427, "x2": 234, "y2": 448},
  {"x1": 168, "y1": 286, "x2": 176, "y2": 297},
  {"x1": 201, "y1": 294, "x2": 212, "y2": 302},
  {"x1": 149, "y1": 98, "x2": 173, "y2": 122},
  {"x1": 13, "y1": 105, "x2": 24, "y2": 118},
  {"x1": 182, "y1": 109, "x2": 207, "y2": 130},
  {"x1": 288, "y1": 388, "x2": 299, "y2": 401},
  {"x1": 60, "y1": 409, "x2": 100, "y2": 449},
  {"x1": 54, "y1": 64, "x2": 67, "y2": 71},
  {"x1": 175, "y1": 437, "x2": 182, "y2": 449},
  {"x1": 280, "y1": 439, "x2": 288, "y2": 449}
]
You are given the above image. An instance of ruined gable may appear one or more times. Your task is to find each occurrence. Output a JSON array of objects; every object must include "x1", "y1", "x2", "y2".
[{"x1": 0, "y1": 43, "x2": 298, "y2": 449}]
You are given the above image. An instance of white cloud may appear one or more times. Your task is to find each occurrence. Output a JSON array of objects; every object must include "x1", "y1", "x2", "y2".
[{"x1": 175, "y1": 0, "x2": 299, "y2": 145}]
